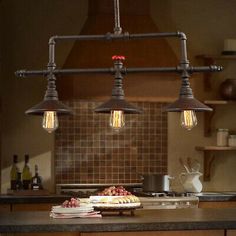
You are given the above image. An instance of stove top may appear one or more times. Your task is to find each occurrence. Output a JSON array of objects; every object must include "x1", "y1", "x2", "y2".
[
  {"x1": 133, "y1": 191, "x2": 194, "y2": 198},
  {"x1": 56, "y1": 184, "x2": 199, "y2": 209}
]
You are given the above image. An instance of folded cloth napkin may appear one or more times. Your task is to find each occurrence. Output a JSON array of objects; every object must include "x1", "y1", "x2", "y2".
[
  {"x1": 50, "y1": 204, "x2": 102, "y2": 219},
  {"x1": 50, "y1": 211, "x2": 102, "y2": 219}
]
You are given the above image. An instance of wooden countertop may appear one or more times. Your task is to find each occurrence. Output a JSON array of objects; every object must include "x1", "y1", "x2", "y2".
[{"x1": 1, "y1": 209, "x2": 236, "y2": 233}]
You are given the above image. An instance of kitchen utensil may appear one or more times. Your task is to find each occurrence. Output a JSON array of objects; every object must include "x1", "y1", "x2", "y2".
[
  {"x1": 179, "y1": 158, "x2": 190, "y2": 173},
  {"x1": 141, "y1": 174, "x2": 174, "y2": 192},
  {"x1": 187, "y1": 157, "x2": 193, "y2": 172},
  {"x1": 179, "y1": 172, "x2": 203, "y2": 193},
  {"x1": 191, "y1": 159, "x2": 200, "y2": 172}
]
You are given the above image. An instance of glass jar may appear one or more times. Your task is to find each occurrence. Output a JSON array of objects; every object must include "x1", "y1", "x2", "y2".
[
  {"x1": 217, "y1": 128, "x2": 229, "y2": 146},
  {"x1": 228, "y1": 135, "x2": 236, "y2": 147}
]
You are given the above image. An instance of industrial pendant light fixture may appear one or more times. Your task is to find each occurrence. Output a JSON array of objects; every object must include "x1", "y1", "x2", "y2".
[
  {"x1": 16, "y1": 0, "x2": 222, "y2": 133},
  {"x1": 94, "y1": 55, "x2": 142, "y2": 130},
  {"x1": 25, "y1": 73, "x2": 73, "y2": 133},
  {"x1": 166, "y1": 61, "x2": 213, "y2": 130}
]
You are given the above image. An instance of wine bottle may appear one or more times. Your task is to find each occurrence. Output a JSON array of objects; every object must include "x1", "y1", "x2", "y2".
[
  {"x1": 10, "y1": 155, "x2": 19, "y2": 190},
  {"x1": 31, "y1": 165, "x2": 42, "y2": 190},
  {"x1": 22, "y1": 154, "x2": 32, "y2": 190},
  {"x1": 16, "y1": 172, "x2": 22, "y2": 190}
]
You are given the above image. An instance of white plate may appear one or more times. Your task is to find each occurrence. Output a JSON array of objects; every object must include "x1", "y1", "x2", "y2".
[
  {"x1": 92, "y1": 202, "x2": 141, "y2": 209},
  {"x1": 52, "y1": 205, "x2": 94, "y2": 214}
]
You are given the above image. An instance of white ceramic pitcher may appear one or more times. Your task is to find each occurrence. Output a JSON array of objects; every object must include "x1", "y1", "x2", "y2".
[{"x1": 179, "y1": 172, "x2": 203, "y2": 193}]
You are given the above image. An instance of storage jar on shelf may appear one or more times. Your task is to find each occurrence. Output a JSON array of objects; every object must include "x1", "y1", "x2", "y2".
[
  {"x1": 228, "y1": 135, "x2": 236, "y2": 147},
  {"x1": 216, "y1": 128, "x2": 229, "y2": 146}
]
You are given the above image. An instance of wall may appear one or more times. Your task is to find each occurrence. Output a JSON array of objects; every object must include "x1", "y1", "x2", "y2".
[
  {"x1": 151, "y1": 0, "x2": 236, "y2": 191},
  {"x1": 0, "y1": 0, "x2": 88, "y2": 193}
]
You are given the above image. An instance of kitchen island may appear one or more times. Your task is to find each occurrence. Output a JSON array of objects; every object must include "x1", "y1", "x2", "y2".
[{"x1": 1, "y1": 209, "x2": 236, "y2": 236}]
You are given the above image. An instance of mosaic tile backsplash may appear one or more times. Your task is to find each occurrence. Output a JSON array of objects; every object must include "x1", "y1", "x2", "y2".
[{"x1": 55, "y1": 101, "x2": 168, "y2": 184}]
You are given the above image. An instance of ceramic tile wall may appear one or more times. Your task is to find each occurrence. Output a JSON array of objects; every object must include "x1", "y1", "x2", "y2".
[{"x1": 55, "y1": 101, "x2": 168, "y2": 184}]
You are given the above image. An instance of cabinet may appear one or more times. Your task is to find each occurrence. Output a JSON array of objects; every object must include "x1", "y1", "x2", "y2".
[
  {"x1": 0, "y1": 204, "x2": 10, "y2": 212},
  {"x1": 199, "y1": 201, "x2": 236, "y2": 208},
  {"x1": 227, "y1": 231, "x2": 236, "y2": 236},
  {"x1": 81, "y1": 231, "x2": 224, "y2": 236}
]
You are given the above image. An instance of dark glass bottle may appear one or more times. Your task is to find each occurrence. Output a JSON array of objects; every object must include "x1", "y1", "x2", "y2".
[
  {"x1": 15, "y1": 172, "x2": 22, "y2": 190},
  {"x1": 10, "y1": 155, "x2": 19, "y2": 190},
  {"x1": 31, "y1": 165, "x2": 42, "y2": 190},
  {"x1": 22, "y1": 154, "x2": 32, "y2": 190}
]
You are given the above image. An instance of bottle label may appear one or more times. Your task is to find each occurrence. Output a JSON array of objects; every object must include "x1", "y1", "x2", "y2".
[{"x1": 33, "y1": 185, "x2": 39, "y2": 190}]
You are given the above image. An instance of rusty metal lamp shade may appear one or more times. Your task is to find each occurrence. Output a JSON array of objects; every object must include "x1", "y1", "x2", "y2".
[
  {"x1": 26, "y1": 74, "x2": 73, "y2": 116},
  {"x1": 25, "y1": 99, "x2": 73, "y2": 115},
  {"x1": 165, "y1": 71, "x2": 213, "y2": 112},
  {"x1": 166, "y1": 97, "x2": 212, "y2": 112},
  {"x1": 94, "y1": 55, "x2": 142, "y2": 114},
  {"x1": 94, "y1": 98, "x2": 142, "y2": 114}
]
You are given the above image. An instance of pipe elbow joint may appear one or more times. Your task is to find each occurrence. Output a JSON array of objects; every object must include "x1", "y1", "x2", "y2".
[
  {"x1": 49, "y1": 36, "x2": 57, "y2": 44},
  {"x1": 177, "y1": 31, "x2": 187, "y2": 40}
]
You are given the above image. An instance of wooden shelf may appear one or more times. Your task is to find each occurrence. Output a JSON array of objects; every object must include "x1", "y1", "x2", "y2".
[
  {"x1": 196, "y1": 54, "x2": 236, "y2": 61},
  {"x1": 195, "y1": 146, "x2": 236, "y2": 181},
  {"x1": 196, "y1": 146, "x2": 236, "y2": 151},
  {"x1": 195, "y1": 54, "x2": 235, "y2": 91}
]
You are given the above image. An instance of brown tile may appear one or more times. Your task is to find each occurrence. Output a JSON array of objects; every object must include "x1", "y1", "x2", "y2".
[{"x1": 55, "y1": 101, "x2": 168, "y2": 184}]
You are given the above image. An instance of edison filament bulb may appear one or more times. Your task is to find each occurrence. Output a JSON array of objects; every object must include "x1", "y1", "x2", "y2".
[
  {"x1": 42, "y1": 111, "x2": 59, "y2": 133},
  {"x1": 110, "y1": 110, "x2": 125, "y2": 130},
  {"x1": 180, "y1": 110, "x2": 197, "y2": 130}
]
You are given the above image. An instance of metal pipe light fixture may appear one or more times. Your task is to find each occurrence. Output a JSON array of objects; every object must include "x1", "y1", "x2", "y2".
[
  {"x1": 25, "y1": 73, "x2": 73, "y2": 133},
  {"x1": 94, "y1": 55, "x2": 142, "y2": 130},
  {"x1": 16, "y1": 0, "x2": 222, "y2": 133},
  {"x1": 166, "y1": 71, "x2": 212, "y2": 130}
]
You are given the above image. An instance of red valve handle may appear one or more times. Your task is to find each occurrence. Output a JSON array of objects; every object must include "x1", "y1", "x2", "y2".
[{"x1": 112, "y1": 55, "x2": 125, "y2": 61}]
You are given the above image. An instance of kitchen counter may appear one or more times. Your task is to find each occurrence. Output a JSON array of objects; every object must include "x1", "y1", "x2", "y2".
[
  {"x1": 1, "y1": 208, "x2": 236, "y2": 233},
  {"x1": 1, "y1": 193, "x2": 236, "y2": 204},
  {"x1": 0, "y1": 194, "x2": 70, "y2": 204}
]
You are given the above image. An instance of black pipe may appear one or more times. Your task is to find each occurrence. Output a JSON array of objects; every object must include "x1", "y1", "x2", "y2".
[
  {"x1": 15, "y1": 65, "x2": 222, "y2": 78},
  {"x1": 113, "y1": 0, "x2": 122, "y2": 34}
]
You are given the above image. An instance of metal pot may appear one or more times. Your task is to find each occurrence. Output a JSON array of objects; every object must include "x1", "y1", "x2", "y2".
[{"x1": 141, "y1": 174, "x2": 173, "y2": 192}]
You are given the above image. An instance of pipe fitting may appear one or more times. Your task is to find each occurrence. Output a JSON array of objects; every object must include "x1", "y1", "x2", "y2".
[
  {"x1": 177, "y1": 31, "x2": 187, "y2": 40},
  {"x1": 49, "y1": 36, "x2": 57, "y2": 45}
]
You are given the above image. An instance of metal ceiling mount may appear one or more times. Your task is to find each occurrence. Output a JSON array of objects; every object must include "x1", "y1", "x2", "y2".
[{"x1": 15, "y1": 0, "x2": 222, "y2": 131}]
